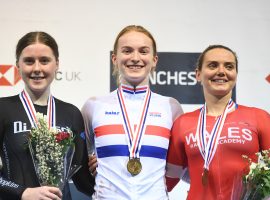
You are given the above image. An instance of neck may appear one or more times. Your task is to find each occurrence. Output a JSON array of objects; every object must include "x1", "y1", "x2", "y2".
[
  {"x1": 25, "y1": 88, "x2": 50, "y2": 106},
  {"x1": 204, "y1": 93, "x2": 232, "y2": 116}
]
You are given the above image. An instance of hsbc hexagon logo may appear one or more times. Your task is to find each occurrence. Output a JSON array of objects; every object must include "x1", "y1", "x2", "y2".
[
  {"x1": 0, "y1": 65, "x2": 21, "y2": 86},
  {"x1": 266, "y1": 74, "x2": 270, "y2": 84}
]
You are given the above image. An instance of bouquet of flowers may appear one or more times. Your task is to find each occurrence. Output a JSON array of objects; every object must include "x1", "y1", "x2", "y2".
[
  {"x1": 232, "y1": 149, "x2": 270, "y2": 200},
  {"x1": 29, "y1": 113, "x2": 81, "y2": 190}
]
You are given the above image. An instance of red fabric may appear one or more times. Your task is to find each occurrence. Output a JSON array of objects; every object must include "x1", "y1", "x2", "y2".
[{"x1": 166, "y1": 105, "x2": 270, "y2": 200}]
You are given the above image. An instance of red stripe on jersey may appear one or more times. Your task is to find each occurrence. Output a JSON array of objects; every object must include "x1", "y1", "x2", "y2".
[
  {"x1": 95, "y1": 124, "x2": 125, "y2": 137},
  {"x1": 121, "y1": 85, "x2": 148, "y2": 92},
  {"x1": 145, "y1": 126, "x2": 170, "y2": 138},
  {"x1": 95, "y1": 124, "x2": 170, "y2": 139}
]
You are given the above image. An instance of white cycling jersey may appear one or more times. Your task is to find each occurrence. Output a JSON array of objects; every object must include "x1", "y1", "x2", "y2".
[{"x1": 82, "y1": 84, "x2": 183, "y2": 200}]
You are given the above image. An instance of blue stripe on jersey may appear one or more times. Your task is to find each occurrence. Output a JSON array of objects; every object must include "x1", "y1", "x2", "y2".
[
  {"x1": 140, "y1": 146, "x2": 167, "y2": 159},
  {"x1": 96, "y1": 145, "x2": 167, "y2": 159},
  {"x1": 97, "y1": 145, "x2": 129, "y2": 158},
  {"x1": 123, "y1": 89, "x2": 146, "y2": 94}
]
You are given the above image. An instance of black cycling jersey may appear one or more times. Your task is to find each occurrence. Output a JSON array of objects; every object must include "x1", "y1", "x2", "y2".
[{"x1": 0, "y1": 95, "x2": 94, "y2": 200}]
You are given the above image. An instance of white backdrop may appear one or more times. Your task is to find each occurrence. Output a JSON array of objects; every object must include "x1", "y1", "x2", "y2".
[{"x1": 1, "y1": 0, "x2": 270, "y2": 199}]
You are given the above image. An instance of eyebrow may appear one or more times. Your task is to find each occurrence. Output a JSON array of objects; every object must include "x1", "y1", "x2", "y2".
[
  {"x1": 121, "y1": 45, "x2": 150, "y2": 49},
  {"x1": 206, "y1": 60, "x2": 236, "y2": 64}
]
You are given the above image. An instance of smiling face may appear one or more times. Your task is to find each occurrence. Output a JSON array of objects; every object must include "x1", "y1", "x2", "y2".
[
  {"x1": 196, "y1": 48, "x2": 237, "y2": 99},
  {"x1": 17, "y1": 42, "x2": 59, "y2": 97},
  {"x1": 112, "y1": 31, "x2": 158, "y2": 87}
]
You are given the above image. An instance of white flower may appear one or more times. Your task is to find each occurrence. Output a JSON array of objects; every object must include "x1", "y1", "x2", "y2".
[
  {"x1": 242, "y1": 149, "x2": 270, "y2": 199},
  {"x1": 29, "y1": 113, "x2": 74, "y2": 187}
]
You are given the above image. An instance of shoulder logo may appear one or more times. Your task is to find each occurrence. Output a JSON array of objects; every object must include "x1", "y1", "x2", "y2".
[{"x1": 149, "y1": 112, "x2": 162, "y2": 117}]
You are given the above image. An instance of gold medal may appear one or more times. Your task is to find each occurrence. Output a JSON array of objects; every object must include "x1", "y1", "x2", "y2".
[
  {"x1": 127, "y1": 158, "x2": 142, "y2": 176},
  {"x1": 202, "y1": 168, "x2": 209, "y2": 186}
]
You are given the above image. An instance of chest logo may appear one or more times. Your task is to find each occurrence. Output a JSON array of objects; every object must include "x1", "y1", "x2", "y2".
[{"x1": 13, "y1": 121, "x2": 29, "y2": 134}]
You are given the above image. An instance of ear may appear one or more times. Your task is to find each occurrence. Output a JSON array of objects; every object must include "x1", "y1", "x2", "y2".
[
  {"x1": 195, "y1": 68, "x2": 201, "y2": 82},
  {"x1": 55, "y1": 60, "x2": 59, "y2": 71},
  {"x1": 15, "y1": 62, "x2": 23, "y2": 76},
  {"x1": 151, "y1": 55, "x2": 158, "y2": 71},
  {"x1": 111, "y1": 53, "x2": 117, "y2": 66},
  {"x1": 15, "y1": 61, "x2": 19, "y2": 69}
]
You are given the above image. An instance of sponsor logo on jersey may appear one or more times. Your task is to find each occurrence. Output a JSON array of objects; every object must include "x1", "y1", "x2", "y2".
[
  {"x1": 14, "y1": 121, "x2": 29, "y2": 134},
  {"x1": 105, "y1": 111, "x2": 120, "y2": 115},
  {"x1": 13, "y1": 121, "x2": 73, "y2": 135},
  {"x1": 149, "y1": 112, "x2": 162, "y2": 117},
  {"x1": 0, "y1": 65, "x2": 21, "y2": 86},
  {"x1": 0, "y1": 177, "x2": 19, "y2": 188},
  {"x1": 185, "y1": 126, "x2": 253, "y2": 149}
]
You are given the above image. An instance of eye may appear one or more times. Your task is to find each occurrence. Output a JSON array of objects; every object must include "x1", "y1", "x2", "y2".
[
  {"x1": 225, "y1": 63, "x2": 236, "y2": 70},
  {"x1": 121, "y1": 47, "x2": 132, "y2": 55},
  {"x1": 207, "y1": 61, "x2": 218, "y2": 69},
  {"x1": 23, "y1": 57, "x2": 35, "y2": 65},
  {"x1": 39, "y1": 57, "x2": 51, "y2": 65},
  {"x1": 140, "y1": 47, "x2": 150, "y2": 55}
]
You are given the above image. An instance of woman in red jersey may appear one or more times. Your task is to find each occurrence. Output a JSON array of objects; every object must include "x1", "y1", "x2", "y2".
[{"x1": 165, "y1": 45, "x2": 270, "y2": 200}]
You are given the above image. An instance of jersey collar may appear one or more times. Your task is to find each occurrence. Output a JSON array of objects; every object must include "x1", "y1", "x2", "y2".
[{"x1": 120, "y1": 84, "x2": 148, "y2": 95}]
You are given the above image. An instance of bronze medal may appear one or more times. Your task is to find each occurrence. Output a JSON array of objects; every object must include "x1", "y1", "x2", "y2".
[
  {"x1": 202, "y1": 168, "x2": 209, "y2": 186},
  {"x1": 127, "y1": 158, "x2": 142, "y2": 176}
]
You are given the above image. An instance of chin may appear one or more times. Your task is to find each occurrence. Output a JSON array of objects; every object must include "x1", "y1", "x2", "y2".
[
  {"x1": 213, "y1": 91, "x2": 232, "y2": 97},
  {"x1": 129, "y1": 78, "x2": 146, "y2": 84},
  {"x1": 29, "y1": 86, "x2": 47, "y2": 94}
]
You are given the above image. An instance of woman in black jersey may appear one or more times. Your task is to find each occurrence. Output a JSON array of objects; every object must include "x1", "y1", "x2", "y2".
[{"x1": 0, "y1": 32, "x2": 94, "y2": 200}]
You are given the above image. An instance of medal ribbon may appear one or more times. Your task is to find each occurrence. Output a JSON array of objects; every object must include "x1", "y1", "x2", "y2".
[
  {"x1": 117, "y1": 85, "x2": 151, "y2": 158},
  {"x1": 19, "y1": 90, "x2": 56, "y2": 128},
  {"x1": 196, "y1": 99, "x2": 236, "y2": 170}
]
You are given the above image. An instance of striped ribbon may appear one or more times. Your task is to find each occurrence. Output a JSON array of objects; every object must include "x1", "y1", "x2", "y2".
[
  {"x1": 117, "y1": 85, "x2": 151, "y2": 158},
  {"x1": 196, "y1": 99, "x2": 236, "y2": 170},
  {"x1": 19, "y1": 90, "x2": 56, "y2": 129}
]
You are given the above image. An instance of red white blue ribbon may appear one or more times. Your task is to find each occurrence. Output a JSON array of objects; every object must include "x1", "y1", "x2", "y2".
[
  {"x1": 196, "y1": 99, "x2": 236, "y2": 170},
  {"x1": 117, "y1": 85, "x2": 151, "y2": 158},
  {"x1": 19, "y1": 90, "x2": 56, "y2": 129}
]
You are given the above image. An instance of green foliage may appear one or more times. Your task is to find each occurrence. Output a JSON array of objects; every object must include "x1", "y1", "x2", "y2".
[
  {"x1": 242, "y1": 149, "x2": 270, "y2": 200},
  {"x1": 29, "y1": 113, "x2": 74, "y2": 187}
]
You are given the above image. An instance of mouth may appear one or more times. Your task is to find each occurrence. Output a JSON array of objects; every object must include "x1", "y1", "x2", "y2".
[
  {"x1": 30, "y1": 76, "x2": 45, "y2": 80},
  {"x1": 211, "y1": 79, "x2": 228, "y2": 83},
  {"x1": 126, "y1": 65, "x2": 144, "y2": 69}
]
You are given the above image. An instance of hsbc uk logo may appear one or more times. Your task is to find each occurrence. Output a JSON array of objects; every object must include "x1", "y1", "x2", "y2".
[
  {"x1": 0, "y1": 65, "x2": 21, "y2": 86},
  {"x1": 266, "y1": 74, "x2": 270, "y2": 84}
]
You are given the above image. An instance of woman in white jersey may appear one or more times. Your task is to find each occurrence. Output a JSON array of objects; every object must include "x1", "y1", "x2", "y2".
[{"x1": 82, "y1": 25, "x2": 183, "y2": 200}]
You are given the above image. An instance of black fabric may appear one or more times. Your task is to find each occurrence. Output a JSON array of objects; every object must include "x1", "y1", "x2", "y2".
[{"x1": 0, "y1": 95, "x2": 94, "y2": 200}]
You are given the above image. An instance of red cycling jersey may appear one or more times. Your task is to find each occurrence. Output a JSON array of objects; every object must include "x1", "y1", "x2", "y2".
[{"x1": 166, "y1": 105, "x2": 270, "y2": 200}]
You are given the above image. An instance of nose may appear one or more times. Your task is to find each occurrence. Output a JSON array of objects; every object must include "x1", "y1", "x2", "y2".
[
  {"x1": 217, "y1": 65, "x2": 225, "y2": 75},
  {"x1": 33, "y1": 60, "x2": 41, "y2": 73},
  {"x1": 131, "y1": 51, "x2": 140, "y2": 62}
]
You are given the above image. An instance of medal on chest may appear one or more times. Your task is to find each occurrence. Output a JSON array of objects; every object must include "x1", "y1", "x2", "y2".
[
  {"x1": 127, "y1": 158, "x2": 142, "y2": 176},
  {"x1": 117, "y1": 85, "x2": 151, "y2": 176},
  {"x1": 202, "y1": 168, "x2": 209, "y2": 186},
  {"x1": 195, "y1": 99, "x2": 236, "y2": 186}
]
